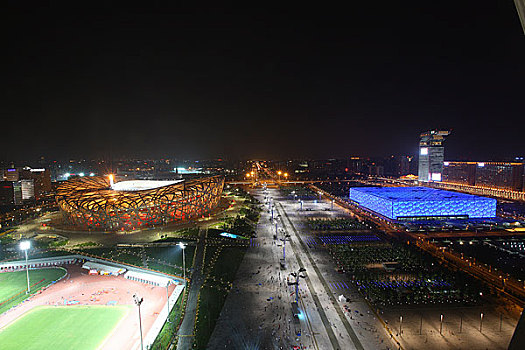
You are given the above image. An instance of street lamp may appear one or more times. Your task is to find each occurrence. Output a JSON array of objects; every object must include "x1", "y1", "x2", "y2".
[
  {"x1": 19, "y1": 240, "x2": 31, "y2": 294},
  {"x1": 179, "y1": 242, "x2": 187, "y2": 282},
  {"x1": 133, "y1": 294, "x2": 144, "y2": 350},
  {"x1": 165, "y1": 280, "x2": 171, "y2": 322},
  {"x1": 277, "y1": 171, "x2": 282, "y2": 182},
  {"x1": 480, "y1": 312, "x2": 484, "y2": 333},
  {"x1": 288, "y1": 267, "x2": 307, "y2": 303},
  {"x1": 440, "y1": 314, "x2": 443, "y2": 335},
  {"x1": 281, "y1": 234, "x2": 291, "y2": 261}
]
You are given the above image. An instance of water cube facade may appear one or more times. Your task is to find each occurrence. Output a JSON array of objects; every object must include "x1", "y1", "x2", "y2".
[{"x1": 349, "y1": 187, "x2": 496, "y2": 221}]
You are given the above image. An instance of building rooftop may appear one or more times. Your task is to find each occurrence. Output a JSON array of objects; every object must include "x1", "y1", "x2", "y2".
[{"x1": 111, "y1": 180, "x2": 183, "y2": 192}]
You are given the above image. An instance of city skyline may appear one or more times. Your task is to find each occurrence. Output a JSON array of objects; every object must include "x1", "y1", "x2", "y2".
[
  {"x1": 2, "y1": 2, "x2": 524, "y2": 161},
  {"x1": 2, "y1": 3, "x2": 525, "y2": 350}
]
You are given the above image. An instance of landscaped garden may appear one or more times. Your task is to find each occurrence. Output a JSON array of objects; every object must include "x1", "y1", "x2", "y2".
[{"x1": 330, "y1": 242, "x2": 488, "y2": 307}]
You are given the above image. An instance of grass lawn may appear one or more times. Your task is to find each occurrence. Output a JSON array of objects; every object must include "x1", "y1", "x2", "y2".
[
  {"x1": 0, "y1": 305, "x2": 129, "y2": 350},
  {"x1": 0, "y1": 267, "x2": 67, "y2": 315}
]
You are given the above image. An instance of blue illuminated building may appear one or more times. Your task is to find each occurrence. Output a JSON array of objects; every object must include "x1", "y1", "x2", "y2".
[{"x1": 349, "y1": 187, "x2": 496, "y2": 221}]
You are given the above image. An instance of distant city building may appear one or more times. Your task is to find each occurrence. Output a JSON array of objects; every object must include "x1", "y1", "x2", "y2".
[
  {"x1": 0, "y1": 181, "x2": 22, "y2": 205},
  {"x1": 367, "y1": 164, "x2": 384, "y2": 176},
  {"x1": 349, "y1": 186, "x2": 496, "y2": 221},
  {"x1": 21, "y1": 168, "x2": 52, "y2": 199},
  {"x1": 383, "y1": 155, "x2": 416, "y2": 177},
  {"x1": 347, "y1": 157, "x2": 366, "y2": 174},
  {"x1": 20, "y1": 179, "x2": 34, "y2": 200},
  {"x1": 443, "y1": 161, "x2": 524, "y2": 192},
  {"x1": 1, "y1": 167, "x2": 52, "y2": 201},
  {"x1": 418, "y1": 130, "x2": 451, "y2": 182},
  {"x1": 2, "y1": 168, "x2": 19, "y2": 182}
]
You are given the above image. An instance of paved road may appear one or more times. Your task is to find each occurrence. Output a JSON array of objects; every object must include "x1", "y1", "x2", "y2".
[
  {"x1": 208, "y1": 188, "x2": 395, "y2": 349},
  {"x1": 276, "y1": 201, "x2": 363, "y2": 350},
  {"x1": 208, "y1": 188, "x2": 334, "y2": 349},
  {"x1": 277, "y1": 191, "x2": 398, "y2": 350},
  {"x1": 176, "y1": 229, "x2": 205, "y2": 350}
]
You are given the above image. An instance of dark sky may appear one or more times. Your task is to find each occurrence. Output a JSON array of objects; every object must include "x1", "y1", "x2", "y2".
[{"x1": 2, "y1": 2, "x2": 524, "y2": 161}]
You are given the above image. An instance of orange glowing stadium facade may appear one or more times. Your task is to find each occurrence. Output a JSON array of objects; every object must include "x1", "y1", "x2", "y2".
[{"x1": 56, "y1": 176, "x2": 224, "y2": 230}]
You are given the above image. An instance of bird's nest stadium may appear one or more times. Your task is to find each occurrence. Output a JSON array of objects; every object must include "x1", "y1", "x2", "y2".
[{"x1": 56, "y1": 175, "x2": 224, "y2": 231}]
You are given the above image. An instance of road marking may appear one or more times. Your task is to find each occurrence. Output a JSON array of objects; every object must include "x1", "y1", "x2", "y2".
[{"x1": 278, "y1": 202, "x2": 365, "y2": 350}]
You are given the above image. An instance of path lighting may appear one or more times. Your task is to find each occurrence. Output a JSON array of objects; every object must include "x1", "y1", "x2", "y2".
[
  {"x1": 20, "y1": 241, "x2": 31, "y2": 294},
  {"x1": 440, "y1": 314, "x2": 443, "y2": 335},
  {"x1": 133, "y1": 294, "x2": 144, "y2": 350},
  {"x1": 288, "y1": 268, "x2": 307, "y2": 303},
  {"x1": 281, "y1": 234, "x2": 291, "y2": 261},
  {"x1": 480, "y1": 312, "x2": 484, "y2": 333},
  {"x1": 178, "y1": 242, "x2": 187, "y2": 282},
  {"x1": 166, "y1": 281, "x2": 171, "y2": 322}
]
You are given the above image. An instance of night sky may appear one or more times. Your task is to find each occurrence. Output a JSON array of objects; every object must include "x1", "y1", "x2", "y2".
[{"x1": 2, "y1": 2, "x2": 524, "y2": 161}]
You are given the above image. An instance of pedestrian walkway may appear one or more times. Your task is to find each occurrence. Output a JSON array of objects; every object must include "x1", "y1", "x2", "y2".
[{"x1": 176, "y1": 229, "x2": 204, "y2": 350}]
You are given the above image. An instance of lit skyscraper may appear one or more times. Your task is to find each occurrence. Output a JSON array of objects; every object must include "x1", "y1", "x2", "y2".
[{"x1": 418, "y1": 130, "x2": 451, "y2": 182}]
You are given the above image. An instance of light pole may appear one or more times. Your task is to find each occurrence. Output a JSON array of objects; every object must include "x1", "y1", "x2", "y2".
[
  {"x1": 281, "y1": 234, "x2": 290, "y2": 261},
  {"x1": 166, "y1": 281, "x2": 171, "y2": 322},
  {"x1": 288, "y1": 268, "x2": 307, "y2": 303},
  {"x1": 179, "y1": 242, "x2": 187, "y2": 282},
  {"x1": 277, "y1": 171, "x2": 282, "y2": 182},
  {"x1": 480, "y1": 312, "x2": 484, "y2": 333},
  {"x1": 20, "y1": 240, "x2": 31, "y2": 294},
  {"x1": 399, "y1": 316, "x2": 403, "y2": 335},
  {"x1": 133, "y1": 294, "x2": 144, "y2": 350},
  {"x1": 440, "y1": 314, "x2": 443, "y2": 335}
]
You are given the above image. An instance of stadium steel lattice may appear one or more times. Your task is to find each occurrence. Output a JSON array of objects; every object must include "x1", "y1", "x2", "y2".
[{"x1": 56, "y1": 175, "x2": 224, "y2": 230}]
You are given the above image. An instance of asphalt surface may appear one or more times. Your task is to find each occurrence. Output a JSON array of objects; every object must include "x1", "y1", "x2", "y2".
[
  {"x1": 176, "y1": 229, "x2": 205, "y2": 350},
  {"x1": 208, "y1": 188, "x2": 395, "y2": 350}
]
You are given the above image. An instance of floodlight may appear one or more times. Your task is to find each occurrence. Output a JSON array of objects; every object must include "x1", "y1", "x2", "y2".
[{"x1": 20, "y1": 240, "x2": 31, "y2": 251}]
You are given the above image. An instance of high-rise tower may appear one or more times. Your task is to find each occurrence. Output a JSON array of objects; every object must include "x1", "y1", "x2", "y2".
[{"x1": 418, "y1": 130, "x2": 451, "y2": 182}]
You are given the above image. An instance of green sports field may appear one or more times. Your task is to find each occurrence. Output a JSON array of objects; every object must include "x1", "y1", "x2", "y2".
[
  {"x1": 0, "y1": 267, "x2": 67, "y2": 315},
  {"x1": 0, "y1": 305, "x2": 130, "y2": 350}
]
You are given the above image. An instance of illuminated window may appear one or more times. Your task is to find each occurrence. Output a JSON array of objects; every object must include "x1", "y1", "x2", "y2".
[
  {"x1": 420, "y1": 148, "x2": 428, "y2": 155},
  {"x1": 431, "y1": 173, "x2": 442, "y2": 181}
]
